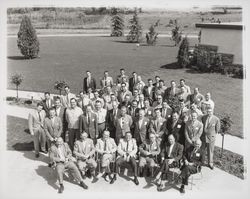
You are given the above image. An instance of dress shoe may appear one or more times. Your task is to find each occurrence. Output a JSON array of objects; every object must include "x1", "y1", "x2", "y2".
[
  {"x1": 96, "y1": 172, "x2": 104, "y2": 179},
  {"x1": 80, "y1": 181, "x2": 88, "y2": 190},
  {"x1": 157, "y1": 183, "x2": 164, "y2": 192},
  {"x1": 209, "y1": 164, "x2": 214, "y2": 170},
  {"x1": 133, "y1": 177, "x2": 139, "y2": 185},
  {"x1": 110, "y1": 175, "x2": 117, "y2": 184},
  {"x1": 40, "y1": 150, "x2": 48, "y2": 154},
  {"x1": 180, "y1": 185, "x2": 185, "y2": 194},
  {"x1": 35, "y1": 153, "x2": 40, "y2": 158},
  {"x1": 58, "y1": 184, "x2": 64, "y2": 194}
]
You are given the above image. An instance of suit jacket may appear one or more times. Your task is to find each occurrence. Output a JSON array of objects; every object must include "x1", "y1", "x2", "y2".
[
  {"x1": 161, "y1": 106, "x2": 172, "y2": 119},
  {"x1": 201, "y1": 115, "x2": 220, "y2": 143},
  {"x1": 185, "y1": 120, "x2": 203, "y2": 146},
  {"x1": 73, "y1": 138, "x2": 95, "y2": 160},
  {"x1": 95, "y1": 138, "x2": 117, "y2": 154},
  {"x1": 50, "y1": 143, "x2": 72, "y2": 163},
  {"x1": 117, "y1": 90, "x2": 132, "y2": 103},
  {"x1": 44, "y1": 116, "x2": 62, "y2": 140},
  {"x1": 116, "y1": 75, "x2": 129, "y2": 84},
  {"x1": 164, "y1": 119, "x2": 185, "y2": 145},
  {"x1": 132, "y1": 117, "x2": 150, "y2": 145},
  {"x1": 106, "y1": 108, "x2": 121, "y2": 128},
  {"x1": 127, "y1": 107, "x2": 139, "y2": 120},
  {"x1": 100, "y1": 76, "x2": 113, "y2": 88},
  {"x1": 28, "y1": 109, "x2": 46, "y2": 132},
  {"x1": 164, "y1": 87, "x2": 179, "y2": 101},
  {"x1": 117, "y1": 138, "x2": 138, "y2": 158},
  {"x1": 144, "y1": 106, "x2": 154, "y2": 119},
  {"x1": 143, "y1": 86, "x2": 155, "y2": 104},
  {"x1": 83, "y1": 77, "x2": 96, "y2": 93},
  {"x1": 42, "y1": 98, "x2": 54, "y2": 116},
  {"x1": 149, "y1": 117, "x2": 167, "y2": 138},
  {"x1": 129, "y1": 77, "x2": 138, "y2": 92},
  {"x1": 189, "y1": 93, "x2": 204, "y2": 108},
  {"x1": 139, "y1": 140, "x2": 160, "y2": 157},
  {"x1": 79, "y1": 113, "x2": 98, "y2": 139},
  {"x1": 183, "y1": 145, "x2": 204, "y2": 166},
  {"x1": 115, "y1": 114, "x2": 133, "y2": 139},
  {"x1": 161, "y1": 142, "x2": 183, "y2": 162},
  {"x1": 61, "y1": 93, "x2": 76, "y2": 108}
]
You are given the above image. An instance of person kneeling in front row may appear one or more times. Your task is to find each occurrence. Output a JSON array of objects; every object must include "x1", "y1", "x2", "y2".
[
  {"x1": 110, "y1": 131, "x2": 139, "y2": 185},
  {"x1": 50, "y1": 137, "x2": 88, "y2": 193},
  {"x1": 178, "y1": 139, "x2": 204, "y2": 194}
]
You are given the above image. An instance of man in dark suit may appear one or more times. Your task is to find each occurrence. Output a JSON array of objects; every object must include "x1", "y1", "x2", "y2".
[
  {"x1": 144, "y1": 99, "x2": 154, "y2": 119},
  {"x1": 178, "y1": 139, "x2": 204, "y2": 193},
  {"x1": 116, "y1": 68, "x2": 129, "y2": 84},
  {"x1": 83, "y1": 71, "x2": 96, "y2": 93},
  {"x1": 163, "y1": 111, "x2": 185, "y2": 146},
  {"x1": 164, "y1": 80, "x2": 178, "y2": 102},
  {"x1": 143, "y1": 78, "x2": 155, "y2": 105},
  {"x1": 201, "y1": 107, "x2": 220, "y2": 169},
  {"x1": 155, "y1": 134, "x2": 183, "y2": 191},
  {"x1": 132, "y1": 109, "x2": 150, "y2": 145},
  {"x1": 54, "y1": 97, "x2": 67, "y2": 141},
  {"x1": 42, "y1": 92, "x2": 54, "y2": 117},
  {"x1": 106, "y1": 101, "x2": 120, "y2": 139},
  {"x1": 79, "y1": 105, "x2": 98, "y2": 143},
  {"x1": 129, "y1": 72, "x2": 138, "y2": 92},
  {"x1": 127, "y1": 100, "x2": 139, "y2": 120}
]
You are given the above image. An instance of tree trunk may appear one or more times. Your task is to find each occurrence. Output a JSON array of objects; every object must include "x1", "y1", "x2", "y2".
[
  {"x1": 221, "y1": 134, "x2": 225, "y2": 157},
  {"x1": 16, "y1": 85, "x2": 19, "y2": 100}
]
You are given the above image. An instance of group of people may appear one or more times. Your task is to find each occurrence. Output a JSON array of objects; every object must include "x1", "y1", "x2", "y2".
[{"x1": 28, "y1": 68, "x2": 221, "y2": 194}]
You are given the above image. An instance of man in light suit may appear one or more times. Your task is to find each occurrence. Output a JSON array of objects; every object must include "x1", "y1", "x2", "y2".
[
  {"x1": 83, "y1": 71, "x2": 96, "y2": 93},
  {"x1": 42, "y1": 92, "x2": 54, "y2": 117},
  {"x1": 132, "y1": 109, "x2": 150, "y2": 145},
  {"x1": 110, "y1": 132, "x2": 139, "y2": 185},
  {"x1": 114, "y1": 106, "x2": 133, "y2": 144},
  {"x1": 50, "y1": 137, "x2": 88, "y2": 193},
  {"x1": 54, "y1": 97, "x2": 67, "y2": 141},
  {"x1": 28, "y1": 103, "x2": 47, "y2": 158},
  {"x1": 79, "y1": 105, "x2": 98, "y2": 143},
  {"x1": 185, "y1": 112, "x2": 203, "y2": 151},
  {"x1": 96, "y1": 130, "x2": 117, "y2": 181},
  {"x1": 44, "y1": 107, "x2": 62, "y2": 166},
  {"x1": 178, "y1": 79, "x2": 191, "y2": 95},
  {"x1": 138, "y1": 133, "x2": 160, "y2": 178},
  {"x1": 149, "y1": 108, "x2": 167, "y2": 144},
  {"x1": 201, "y1": 107, "x2": 220, "y2": 169},
  {"x1": 155, "y1": 134, "x2": 183, "y2": 191},
  {"x1": 73, "y1": 131, "x2": 97, "y2": 179},
  {"x1": 100, "y1": 71, "x2": 114, "y2": 89},
  {"x1": 116, "y1": 68, "x2": 129, "y2": 84},
  {"x1": 61, "y1": 86, "x2": 76, "y2": 108}
]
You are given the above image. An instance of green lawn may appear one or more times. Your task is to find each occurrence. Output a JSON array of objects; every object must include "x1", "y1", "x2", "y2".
[{"x1": 7, "y1": 36, "x2": 243, "y2": 138}]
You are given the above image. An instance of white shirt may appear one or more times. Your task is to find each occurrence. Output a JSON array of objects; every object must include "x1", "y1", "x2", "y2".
[
  {"x1": 58, "y1": 146, "x2": 65, "y2": 162},
  {"x1": 168, "y1": 144, "x2": 174, "y2": 157},
  {"x1": 95, "y1": 108, "x2": 107, "y2": 124}
]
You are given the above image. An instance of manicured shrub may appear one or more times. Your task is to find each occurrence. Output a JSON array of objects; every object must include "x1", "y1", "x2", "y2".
[
  {"x1": 110, "y1": 8, "x2": 124, "y2": 37},
  {"x1": 127, "y1": 9, "x2": 143, "y2": 43}
]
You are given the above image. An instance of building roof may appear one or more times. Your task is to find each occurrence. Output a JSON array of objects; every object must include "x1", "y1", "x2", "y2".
[{"x1": 195, "y1": 22, "x2": 243, "y2": 30}]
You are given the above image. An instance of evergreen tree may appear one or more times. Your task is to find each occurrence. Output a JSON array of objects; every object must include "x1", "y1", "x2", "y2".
[
  {"x1": 127, "y1": 9, "x2": 143, "y2": 43},
  {"x1": 110, "y1": 8, "x2": 124, "y2": 37},
  {"x1": 146, "y1": 20, "x2": 160, "y2": 45},
  {"x1": 17, "y1": 15, "x2": 40, "y2": 59},
  {"x1": 177, "y1": 37, "x2": 190, "y2": 68},
  {"x1": 171, "y1": 24, "x2": 182, "y2": 46}
]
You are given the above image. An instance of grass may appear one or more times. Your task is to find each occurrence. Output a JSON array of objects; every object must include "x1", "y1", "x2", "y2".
[
  {"x1": 7, "y1": 35, "x2": 243, "y2": 138},
  {"x1": 6, "y1": 116, "x2": 244, "y2": 179}
]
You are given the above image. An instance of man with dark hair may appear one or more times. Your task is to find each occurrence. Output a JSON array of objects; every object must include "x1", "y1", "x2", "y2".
[
  {"x1": 144, "y1": 99, "x2": 154, "y2": 119},
  {"x1": 115, "y1": 106, "x2": 133, "y2": 144},
  {"x1": 155, "y1": 134, "x2": 183, "y2": 191},
  {"x1": 110, "y1": 132, "x2": 139, "y2": 185},
  {"x1": 106, "y1": 100, "x2": 120, "y2": 139},
  {"x1": 127, "y1": 100, "x2": 139, "y2": 120},
  {"x1": 83, "y1": 71, "x2": 96, "y2": 93},
  {"x1": 153, "y1": 76, "x2": 160, "y2": 87},
  {"x1": 152, "y1": 94, "x2": 163, "y2": 109},
  {"x1": 50, "y1": 137, "x2": 88, "y2": 193},
  {"x1": 179, "y1": 79, "x2": 191, "y2": 95},
  {"x1": 129, "y1": 72, "x2": 138, "y2": 92},
  {"x1": 189, "y1": 87, "x2": 204, "y2": 109},
  {"x1": 42, "y1": 92, "x2": 54, "y2": 116},
  {"x1": 65, "y1": 98, "x2": 83, "y2": 151},
  {"x1": 117, "y1": 83, "x2": 132, "y2": 103},
  {"x1": 154, "y1": 80, "x2": 167, "y2": 99},
  {"x1": 94, "y1": 100, "x2": 107, "y2": 138},
  {"x1": 116, "y1": 68, "x2": 128, "y2": 84},
  {"x1": 77, "y1": 91, "x2": 91, "y2": 111},
  {"x1": 164, "y1": 80, "x2": 178, "y2": 102},
  {"x1": 28, "y1": 102, "x2": 47, "y2": 158},
  {"x1": 161, "y1": 100, "x2": 172, "y2": 119},
  {"x1": 61, "y1": 86, "x2": 76, "y2": 108},
  {"x1": 143, "y1": 78, "x2": 155, "y2": 105}
]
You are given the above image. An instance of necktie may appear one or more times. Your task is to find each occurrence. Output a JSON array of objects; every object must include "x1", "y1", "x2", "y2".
[
  {"x1": 104, "y1": 140, "x2": 107, "y2": 151},
  {"x1": 126, "y1": 140, "x2": 129, "y2": 152},
  {"x1": 104, "y1": 78, "x2": 107, "y2": 86},
  {"x1": 38, "y1": 111, "x2": 41, "y2": 122},
  {"x1": 205, "y1": 116, "x2": 210, "y2": 129},
  {"x1": 87, "y1": 114, "x2": 90, "y2": 124},
  {"x1": 121, "y1": 117, "x2": 124, "y2": 129}
]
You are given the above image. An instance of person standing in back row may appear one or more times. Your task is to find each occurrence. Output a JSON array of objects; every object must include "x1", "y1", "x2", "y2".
[{"x1": 83, "y1": 71, "x2": 96, "y2": 93}]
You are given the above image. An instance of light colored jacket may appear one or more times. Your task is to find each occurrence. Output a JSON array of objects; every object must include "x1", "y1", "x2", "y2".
[
  {"x1": 73, "y1": 138, "x2": 95, "y2": 160},
  {"x1": 44, "y1": 116, "x2": 62, "y2": 140},
  {"x1": 28, "y1": 109, "x2": 46, "y2": 133},
  {"x1": 96, "y1": 138, "x2": 117, "y2": 154},
  {"x1": 117, "y1": 138, "x2": 138, "y2": 158}
]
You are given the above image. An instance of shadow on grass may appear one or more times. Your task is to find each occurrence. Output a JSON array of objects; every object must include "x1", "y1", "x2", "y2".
[
  {"x1": 7, "y1": 56, "x2": 26, "y2": 60},
  {"x1": 160, "y1": 62, "x2": 182, "y2": 70},
  {"x1": 12, "y1": 141, "x2": 34, "y2": 151}
]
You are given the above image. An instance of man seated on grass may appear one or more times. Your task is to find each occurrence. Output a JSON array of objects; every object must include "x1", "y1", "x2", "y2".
[
  {"x1": 178, "y1": 139, "x2": 204, "y2": 194},
  {"x1": 138, "y1": 133, "x2": 160, "y2": 178},
  {"x1": 96, "y1": 130, "x2": 117, "y2": 182},
  {"x1": 50, "y1": 137, "x2": 88, "y2": 193},
  {"x1": 73, "y1": 131, "x2": 97, "y2": 181},
  {"x1": 110, "y1": 131, "x2": 139, "y2": 185},
  {"x1": 155, "y1": 134, "x2": 183, "y2": 192}
]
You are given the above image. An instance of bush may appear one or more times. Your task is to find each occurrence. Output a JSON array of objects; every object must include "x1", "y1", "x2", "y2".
[
  {"x1": 10, "y1": 73, "x2": 23, "y2": 100},
  {"x1": 127, "y1": 9, "x2": 143, "y2": 43},
  {"x1": 54, "y1": 80, "x2": 67, "y2": 95},
  {"x1": 146, "y1": 20, "x2": 159, "y2": 45},
  {"x1": 17, "y1": 15, "x2": 40, "y2": 59},
  {"x1": 177, "y1": 37, "x2": 190, "y2": 68},
  {"x1": 110, "y1": 8, "x2": 124, "y2": 37}
]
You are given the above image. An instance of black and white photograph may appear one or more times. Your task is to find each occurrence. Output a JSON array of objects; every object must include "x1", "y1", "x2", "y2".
[{"x1": 0, "y1": 0, "x2": 249, "y2": 199}]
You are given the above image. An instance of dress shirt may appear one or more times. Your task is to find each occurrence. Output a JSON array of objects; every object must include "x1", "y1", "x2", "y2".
[
  {"x1": 168, "y1": 144, "x2": 174, "y2": 157},
  {"x1": 95, "y1": 108, "x2": 107, "y2": 124},
  {"x1": 66, "y1": 107, "x2": 83, "y2": 129}
]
